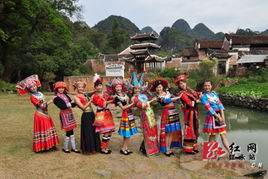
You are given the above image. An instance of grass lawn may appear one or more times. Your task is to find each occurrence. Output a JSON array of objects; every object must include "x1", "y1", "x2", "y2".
[{"x1": 0, "y1": 93, "x2": 256, "y2": 178}]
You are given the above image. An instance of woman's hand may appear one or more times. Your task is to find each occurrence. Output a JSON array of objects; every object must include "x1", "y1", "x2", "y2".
[{"x1": 216, "y1": 115, "x2": 225, "y2": 124}]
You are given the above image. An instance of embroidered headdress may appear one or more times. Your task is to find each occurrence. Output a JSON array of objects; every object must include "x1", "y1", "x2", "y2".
[
  {"x1": 93, "y1": 73, "x2": 102, "y2": 87},
  {"x1": 174, "y1": 74, "x2": 187, "y2": 86},
  {"x1": 149, "y1": 78, "x2": 169, "y2": 92},
  {"x1": 106, "y1": 78, "x2": 127, "y2": 93},
  {"x1": 16, "y1": 75, "x2": 41, "y2": 95}
]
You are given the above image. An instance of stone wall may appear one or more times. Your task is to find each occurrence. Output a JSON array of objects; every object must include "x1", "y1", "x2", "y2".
[
  {"x1": 166, "y1": 58, "x2": 182, "y2": 70},
  {"x1": 219, "y1": 94, "x2": 268, "y2": 112}
]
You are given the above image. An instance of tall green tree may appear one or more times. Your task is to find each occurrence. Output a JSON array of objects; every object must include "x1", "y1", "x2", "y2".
[
  {"x1": 0, "y1": 0, "x2": 99, "y2": 82},
  {"x1": 105, "y1": 22, "x2": 130, "y2": 54}
]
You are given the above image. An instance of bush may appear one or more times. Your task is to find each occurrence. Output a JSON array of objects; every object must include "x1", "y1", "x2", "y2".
[
  {"x1": 0, "y1": 80, "x2": 16, "y2": 93},
  {"x1": 187, "y1": 58, "x2": 220, "y2": 90},
  {"x1": 79, "y1": 65, "x2": 92, "y2": 75},
  {"x1": 159, "y1": 68, "x2": 180, "y2": 79},
  {"x1": 217, "y1": 82, "x2": 268, "y2": 98},
  {"x1": 238, "y1": 77, "x2": 248, "y2": 84}
]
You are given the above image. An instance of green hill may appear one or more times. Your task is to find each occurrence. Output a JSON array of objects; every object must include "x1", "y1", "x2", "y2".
[
  {"x1": 158, "y1": 27, "x2": 194, "y2": 53},
  {"x1": 171, "y1": 19, "x2": 193, "y2": 36},
  {"x1": 93, "y1": 15, "x2": 140, "y2": 35},
  {"x1": 141, "y1": 26, "x2": 159, "y2": 36},
  {"x1": 192, "y1": 23, "x2": 215, "y2": 40},
  {"x1": 262, "y1": 29, "x2": 268, "y2": 34},
  {"x1": 211, "y1": 32, "x2": 225, "y2": 40}
]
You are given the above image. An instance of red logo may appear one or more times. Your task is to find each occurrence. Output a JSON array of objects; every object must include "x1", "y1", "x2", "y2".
[{"x1": 202, "y1": 142, "x2": 227, "y2": 160}]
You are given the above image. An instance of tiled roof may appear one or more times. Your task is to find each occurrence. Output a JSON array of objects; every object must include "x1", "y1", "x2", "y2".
[
  {"x1": 237, "y1": 55, "x2": 268, "y2": 64},
  {"x1": 225, "y1": 34, "x2": 268, "y2": 45},
  {"x1": 181, "y1": 48, "x2": 198, "y2": 57},
  {"x1": 130, "y1": 43, "x2": 160, "y2": 49},
  {"x1": 131, "y1": 33, "x2": 158, "y2": 41},
  {"x1": 196, "y1": 40, "x2": 223, "y2": 49}
]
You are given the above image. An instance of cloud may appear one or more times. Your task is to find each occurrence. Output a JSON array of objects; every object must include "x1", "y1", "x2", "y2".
[{"x1": 79, "y1": 0, "x2": 268, "y2": 33}]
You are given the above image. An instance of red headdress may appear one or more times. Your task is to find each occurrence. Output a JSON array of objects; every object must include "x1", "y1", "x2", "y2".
[
  {"x1": 149, "y1": 78, "x2": 169, "y2": 92},
  {"x1": 93, "y1": 73, "x2": 102, "y2": 86},
  {"x1": 174, "y1": 74, "x2": 187, "y2": 86},
  {"x1": 106, "y1": 78, "x2": 127, "y2": 93},
  {"x1": 16, "y1": 75, "x2": 41, "y2": 95},
  {"x1": 54, "y1": 81, "x2": 68, "y2": 93}
]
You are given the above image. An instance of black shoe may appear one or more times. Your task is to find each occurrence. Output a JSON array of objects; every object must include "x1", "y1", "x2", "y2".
[
  {"x1": 127, "y1": 150, "x2": 133, "y2": 154},
  {"x1": 194, "y1": 150, "x2": 199, "y2": 153},
  {"x1": 71, "y1": 149, "x2": 81, "y2": 153},
  {"x1": 120, "y1": 149, "x2": 129, "y2": 155},
  {"x1": 185, "y1": 151, "x2": 195, "y2": 155},
  {"x1": 50, "y1": 146, "x2": 59, "y2": 152},
  {"x1": 100, "y1": 150, "x2": 110, "y2": 154},
  {"x1": 139, "y1": 146, "x2": 146, "y2": 155},
  {"x1": 170, "y1": 152, "x2": 174, "y2": 155},
  {"x1": 62, "y1": 149, "x2": 70, "y2": 153},
  {"x1": 164, "y1": 152, "x2": 172, "y2": 157}
]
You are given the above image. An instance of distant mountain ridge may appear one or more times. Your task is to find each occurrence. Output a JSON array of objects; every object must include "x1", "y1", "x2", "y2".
[
  {"x1": 93, "y1": 15, "x2": 140, "y2": 35},
  {"x1": 93, "y1": 15, "x2": 267, "y2": 53}
]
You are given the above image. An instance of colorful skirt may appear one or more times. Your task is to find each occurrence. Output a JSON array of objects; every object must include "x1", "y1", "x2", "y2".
[
  {"x1": 80, "y1": 112, "x2": 100, "y2": 154},
  {"x1": 160, "y1": 105, "x2": 182, "y2": 153},
  {"x1": 140, "y1": 107, "x2": 159, "y2": 156},
  {"x1": 94, "y1": 109, "x2": 116, "y2": 134},
  {"x1": 183, "y1": 110, "x2": 199, "y2": 153},
  {"x1": 59, "y1": 108, "x2": 77, "y2": 131},
  {"x1": 33, "y1": 111, "x2": 59, "y2": 152},
  {"x1": 118, "y1": 108, "x2": 138, "y2": 138},
  {"x1": 203, "y1": 110, "x2": 227, "y2": 135}
]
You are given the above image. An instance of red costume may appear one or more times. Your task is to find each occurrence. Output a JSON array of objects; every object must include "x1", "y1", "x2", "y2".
[
  {"x1": 174, "y1": 74, "x2": 200, "y2": 153},
  {"x1": 16, "y1": 75, "x2": 59, "y2": 152}
]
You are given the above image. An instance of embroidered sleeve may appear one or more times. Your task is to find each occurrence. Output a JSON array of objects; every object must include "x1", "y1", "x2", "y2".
[
  {"x1": 158, "y1": 97, "x2": 172, "y2": 104},
  {"x1": 180, "y1": 93, "x2": 194, "y2": 107},
  {"x1": 201, "y1": 95, "x2": 216, "y2": 115},
  {"x1": 30, "y1": 95, "x2": 40, "y2": 107},
  {"x1": 53, "y1": 97, "x2": 68, "y2": 110},
  {"x1": 215, "y1": 93, "x2": 224, "y2": 110},
  {"x1": 30, "y1": 95, "x2": 47, "y2": 110},
  {"x1": 92, "y1": 94, "x2": 105, "y2": 108},
  {"x1": 195, "y1": 91, "x2": 201, "y2": 97}
]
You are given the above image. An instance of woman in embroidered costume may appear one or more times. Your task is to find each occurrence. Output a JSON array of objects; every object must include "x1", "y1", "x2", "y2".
[
  {"x1": 53, "y1": 81, "x2": 80, "y2": 153},
  {"x1": 91, "y1": 74, "x2": 116, "y2": 154},
  {"x1": 201, "y1": 80, "x2": 230, "y2": 153},
  {"x1": 149, "y1": 79, "x2": 182, "y2": 156},
  {"x1": 16, "y1": 75, "x2": 59, "y2": 153},
  {"x1": 129, "y1": 70, "x2": 159, "y2": 156},
  {"x1": 107, "y1": 78, "x2": 137, "y2": 155},
  {"x1": 73, "y1": 81, "x2": 100, "y2": 154},
  {"x1": 174, "y1": 74, "x2": 202, "y2": 154}
]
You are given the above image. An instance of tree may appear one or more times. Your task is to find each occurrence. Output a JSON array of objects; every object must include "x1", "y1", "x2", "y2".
[
  {"x1": 236, "y1": 28, "x2": 257, "y2": 35},
  {"x1": 105, "y1": 22, "x2": 130, "y2": 54},
  {"x1": 0, "y1": 0, "x2": 87, "y2": 82},
  {"x1": 188, "y1": 58, "x2": 218, "y2": 90},
  {"x1": 158, "y1": 27, "x2": 194, "y2": 53},
  {"x1": 49, "y1": 0, "x2": 82, "y2": 18}
]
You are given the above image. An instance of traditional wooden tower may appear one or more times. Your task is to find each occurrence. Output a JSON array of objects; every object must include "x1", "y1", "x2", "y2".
[{"x1": 119, "y1": 33, "x2": 167, "y2": 72}]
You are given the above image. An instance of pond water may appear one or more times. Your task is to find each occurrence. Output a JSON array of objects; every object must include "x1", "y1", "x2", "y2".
[{"x1": 155, "y1": 104, "x2": 268, "y2": 169}]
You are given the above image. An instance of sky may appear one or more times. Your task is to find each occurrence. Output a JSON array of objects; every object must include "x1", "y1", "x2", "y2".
[{"x1": 78, "y1": 0, "x2": 268, "y2": 34}]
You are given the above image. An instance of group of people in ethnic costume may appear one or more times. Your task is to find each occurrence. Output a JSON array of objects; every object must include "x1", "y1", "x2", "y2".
[{"x1": 16, "y1": 72, "x2": 231, "y2": 157}]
